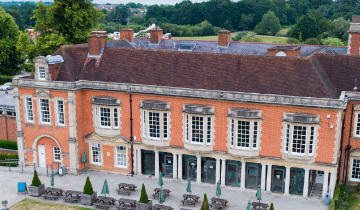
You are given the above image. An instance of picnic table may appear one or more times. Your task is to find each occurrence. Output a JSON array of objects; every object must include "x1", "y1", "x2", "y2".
[
  {"x1": 94, "y1": 196, "x2": 116, "y2": 209},
  {"x1": 211, "y1": 197, "x2": 228, "y2": 207},
  {"x1": 210, "y1": 203, "x2": 225, "y2": 210},
  {"x1": 117, "y1": 198, "x2": 137, "y2": 209},
  {"x1": 152, "y1": 188, "x2": 171, "y2": 199},
  {"x1": 117, "y1": 183, "x2": 137, "y2": 195},
  {"x1": 153, "y1": 204, "x2": 174, "y2": 210},
  {"x1": 181, "y1": 194, "x2": 200, "y2": 206},
  {"x1": 252, "y1": 202, "x2": 269, "y2": 210},
  {"x1": 63, "y1": 190, "x2": 82, "y2": 203},
  {"x1": 43, "y1": 187, "x2": 63, "y2": 200}
]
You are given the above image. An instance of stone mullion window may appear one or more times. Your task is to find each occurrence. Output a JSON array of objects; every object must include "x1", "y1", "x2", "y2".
[
  {"x1": 24, "y1": 97, "x2": 34, "y2": 123},
  {"x1": 142, "y1": 110, "x2": 169, "y2": 141},
  {"x1": 229, "y1": 118, "x2": 259, "y2": 151},
  {"x1": 354, "y1": 112, "x2": 360, "y2": 137},
  {"x1": 285, "y1": 123, "x2": 317, "y2": 157}
]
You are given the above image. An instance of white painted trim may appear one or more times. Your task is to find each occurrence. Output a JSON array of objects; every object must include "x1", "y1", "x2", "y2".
[
  {"x1": 114, "y1": 145, "x2": 128, "y2": 169},
  {"x1": 23, "y1": 95, "x2": 34, "y2": 123},
  {"x1": 37, "y1": 97, "x2": 51, "y2": 125},
  {"x1": 350, "y1": 158, "x2": 360, "y2": 182},
  {"x1": 55, "y1": 98, "x2": 66, "y2": 126},
  {"x1": 90, "y1": 142, "x2": 103, "y2": 165},
  {"x1": 354, "y1": 111, "x2": 360, "y2": 137}
]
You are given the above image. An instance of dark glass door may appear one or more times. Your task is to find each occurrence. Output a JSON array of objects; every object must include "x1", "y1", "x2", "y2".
[
  {"x1": 245, "y1": 163, "x2": 261, "y2": 189},
  {"x1": 226, "y1": 160, "x2": 241, "y2": 187},
  {"x1": 271, "y1": 166, "x2": 285, "y2": 193},
  {"x1": 202, "y1": 159, "x2": 216, "y2": 184},
  {"x1": 183, "y1": 155, "x2": 197, "y2": 181},
  {"x1": 142, "y1": 150, "x2": 155, "y2": 176},
  {"x1": 289, "y1": 168, "x2": 304, "y2": 195},
  {"x1": 162, "y1": 154, "x2": 173, "y2": 178}
]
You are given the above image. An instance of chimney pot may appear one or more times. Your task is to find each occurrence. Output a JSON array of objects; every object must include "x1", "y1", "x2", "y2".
[
  {"x1": 150, "y1": 29, "x2": 163, "y2": 44},
  {"x1": 88, "y1": 31, "x2": 107, "y2": 57},
  {"x1": 218, "y1": 30, "x2": 231, "y2": 47},
  {"x1": 347, "y1": 15, "x2": 360, "y2": 55},
  {"x1": 120, "y1": 28, "x2": 134, "y2": 42}
]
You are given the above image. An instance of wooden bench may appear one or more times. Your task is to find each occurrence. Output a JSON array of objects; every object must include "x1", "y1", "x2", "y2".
[
  {"x1": 210, "y1": 203, "x2": 224, "y2": 210},
  {"x1": 118, "y1": 198, "x2": 136, "y2": 210},
  {"x1": 43, "y1": 194, "x2": 58, "y2": 200},
  {"x1": 152, "y1": 188, "x2": 171, "y2": 199},
  {"x1": 181, "y1": 199, "x2": 196, "y2": 206},
  {"x1": 94, "y1": 202, "x2": 110, "y2": 210},
  {"x1": 63, "y1": 190, "x2": 81, "y2": 203},
  {"x1": 116, "y1": 188, "x2": 132, "y2": 195},
  {"x1": 153, "y1": 204, "x2": 174, "y2": 210},
  {"x1": 64, "y1": 196, "x2": 79, "y2": 203}
]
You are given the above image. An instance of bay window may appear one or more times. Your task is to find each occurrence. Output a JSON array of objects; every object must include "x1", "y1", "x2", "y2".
[
  {"x1": 283, "y1": 124, "x2": 316, "y2": 156},
  {"x1": 229, "y1": 119, "x2": 260, "y2": 150},
  {"x1": 93, "y1": 106, "x2": 120, "y2": 129},
  {"x1": 142, "y1": 110, "x2": 169, "y2": 140},
  {"x1": 184, "y1": 114, "x2": 213, "y2": 145}
]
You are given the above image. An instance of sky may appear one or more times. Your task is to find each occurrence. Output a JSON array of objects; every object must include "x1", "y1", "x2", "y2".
[{"x1": 0, "y1": 0, "x2": 209, "y2": 5}]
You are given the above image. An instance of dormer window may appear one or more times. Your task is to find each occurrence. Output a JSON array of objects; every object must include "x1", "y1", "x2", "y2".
[{"x1": 38, "y1": 66, "x2": 46, "y2": 80}]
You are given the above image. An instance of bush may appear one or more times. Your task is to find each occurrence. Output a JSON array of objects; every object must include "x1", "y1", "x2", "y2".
[
  {"x1": 269, "y1": 203, "x2": 274, "y2": 210},
  {"x1": 31, "y1": 170, "x2": 42, "y2": 187},
  {"x1": 83, "y1": 176, "x2": 94, "y2": 195},
  {"x1": 232, "y1": 31, "x2": 248, "y2": 41},
  {"x1": 286, "y1": 38, "x2": 300, "y2": 44},
  {"x1": 139, "y1": 184, "x2": 149, "y2": 203},
  {"x1": 0, "y1": 153, "x2": 18, "y2": 166},
  {"x1": 356, "y1": 183, "x2": 360, "y2": 193},
  {"x1": 0, "y1": 75, "x2": 13, "y2": 85},
  {"x1": 255, "y1": 11, "x2": 281, "y2": 36},
  {"x1": 241, "y1": 35, "x2": 263, "y2": 43},
  {"x1": 321, "y1": 37, "x2": 346, "y2": 46},
  {"x1": 201, "y1": 193, "x2": 210, "y2": 210},
  {"x1": 0, "y1": 140, "x2": 17, "y2": 150},
  {"x1": 305, "y1": 38, "x2": 320, "y2": 45}
]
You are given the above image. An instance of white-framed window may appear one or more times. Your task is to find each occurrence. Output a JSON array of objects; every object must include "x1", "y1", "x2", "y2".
[
  {"x1": 283, "y1": 124, "x2": 316, "y2": 156},
  {"x1": 115, "y1": 145, "x2": 127, "y2": 168},
  {"x1": 90, "y1": 142, "x2": 102, "y2": 164},
  {"x1": 39, "y1": 98, "x2": 51, "y2": 124},
  {"x1": 53, "y1": 147, "x2": 61, "y2": 162},
  {"x1": 354, "y1": 112, "x2": 360, "y2": 137},
  {"x1": 184, "y1": 114, "x2": 213, "y2": 145},
  {"x1": 24, "y1": 97, "x2": 34, "y2": 123},
  {"x1": 38, "y1": 66, "x2": 46, "y2": 80},
  {"x1": 229, "y1": 119, "x2": 260, "y2": 150},
  {"x1": 93, "y1": 106, "x2": 120, "y2": 129},
  {"x1": 142, "y1": 110, "x2": 169, "y2": 140},
  {"x1": 55, "y1": 99, "x2": 65, "y2": 126},
  {"x1": 351, "y1": 158, "x2": 360, "y2": 182}
]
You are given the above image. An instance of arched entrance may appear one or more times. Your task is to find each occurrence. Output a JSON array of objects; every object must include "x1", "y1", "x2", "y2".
[{"x1": 32, "y1": 134, "x2": 62, "y2": 168}]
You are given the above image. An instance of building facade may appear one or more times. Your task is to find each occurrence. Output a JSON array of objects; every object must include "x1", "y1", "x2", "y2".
[{"x1": 13, "y1": 17, "x2": 360, "y2": 200}]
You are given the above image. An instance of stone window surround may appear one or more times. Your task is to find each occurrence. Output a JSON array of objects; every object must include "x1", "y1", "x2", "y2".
[
  {"x1": 114, "y1": 145, "x2": 128, "y2": 169},
  {"x1": 92, "y1": 105, "x2": 121, "y2": 136},
  {"x1": 350, "y1": 157, "x2": 360, "y2": 182},
  {"x1": 227, "y1": 117, "x2": 261, "y2": 151},
  {"x1": 53, "y1": 146, "x2": 61, "y2": 162},
  {"x1": 34, "y1": 57, "x2": 50, "y2": 81},
  {"x1": 54, "y1": 98, "x2": 66, "y2": 127},
  {"x1": 90, "y1": 142, "x2": 103, "y2": 165},
  {"x1": 37, "y1": 97, "x2": 51, "y2": 126},
  {"x1": 141, "y1": 109, "x2": 170, "y2": 141},
  {"x1": 23, "y1": 95, "x2": 34, "y2": 123}
]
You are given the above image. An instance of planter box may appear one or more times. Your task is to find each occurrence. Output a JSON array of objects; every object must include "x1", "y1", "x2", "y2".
[
  {"x1": 80, "y1": 192, "x2": 97, "y2": 205},
  {"x1": 136, "y1": 200, "x2": 152, "y2": 210},
  {"x1": 28, "y1": 184, "x2": 45, "y2": 197}
]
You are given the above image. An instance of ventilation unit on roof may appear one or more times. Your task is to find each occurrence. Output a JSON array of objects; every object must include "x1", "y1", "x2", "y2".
[{"x1": 178, "y1": 43, "x2": 196, "y2": 51}]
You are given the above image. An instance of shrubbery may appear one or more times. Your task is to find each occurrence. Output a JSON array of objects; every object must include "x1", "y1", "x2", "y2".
[
  {"x1": 139, "y1": 184, "x2": 149, "y2": 203},
  {"x1": 0, "y1": 140, "x2": 17, "y2": 150},
  {"x1": 286, "y1": 38, "x2": 300, "y2": 44},
  {"x1": 83, "y1": 176, "x2": 94, "y2": 195},
  {"x1": 0, "y1": 75, "x2": 13, "y2": 85},
  {"x1": 201, "y1": 193, "x2": 210, "y2": 210},
  {"x1": 305, "y1": 38, "x2": 321, "y2": 45},
  {"x1": 160, "y1": 21, "x2": 221, "y2": 37},
  {"x1": 0, "y1": 153, "x2": 18, "y2": 167},
  {"x1": 31, "y1": 170, "x2": 41, "y2": 187}
]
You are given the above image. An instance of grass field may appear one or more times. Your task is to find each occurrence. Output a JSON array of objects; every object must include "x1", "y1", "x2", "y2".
[
  {"x1": 173, "y1": 31, "x2": 289, "y2": 44},
  {"x1": 12, "y1": 198, "x2": 93, "y2": 210}
]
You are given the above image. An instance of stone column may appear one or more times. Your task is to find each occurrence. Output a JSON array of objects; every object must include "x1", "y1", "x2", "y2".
[
  {"x1": 13, "y1": 88, "x2": 25, "y2": 164},
  {"x1": 303, "y1": 168, "x2": 310, "y2": 197},
  {"x1": 329, "y1": 171, "x2": 337, "y2": 199},
  {"x1": 137, "y1": 149, "x2": 142, "y2": 175},
  {"x1": 216, "y1": 158, "x2": 220, "y2": 183},
  {"x1": 197, "y1": 154, "x2": 201, "y2": 183},
  {"x1": 221, "y1": 159, "x2": 226, "y2": 186},
  {"x1": 285, "y1": 166, "x2": 291, "y2": 195},
  {"x1": 241, "y1": 160, "x2": 246, "y2": 190},
  {"x1": 178, "y1": 154, "x2": 183, "y2": 180},
  {"x1": 155, "y1": 150, "x2": 159, "y2": 178},
  {"x1": 266, "y1": 164, "x2": 272, "y2": 191},
  {"x1": 261, "y1": 164, "x2": 266, "y2": 191},
  {"x1": 68, "y1": 91, "x2": 79, "y2": 174},
  {"x1": 173, "y1": 153, "x2": 177, "y2": 179},
  {"x1": 322, "y1": 171, "x2": 329, "y2": 199}
]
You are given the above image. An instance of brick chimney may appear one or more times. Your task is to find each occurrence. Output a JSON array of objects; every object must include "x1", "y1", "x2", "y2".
[
  {"x1": 267, "y1": 46, "x2": 301, "y2": 57},
  {"x1": 218, "y1": 30, "x2": 231, "y2": 47},
  {"x1": 347, "y1": 16, "x2": 360, "y2": 55},
  {"x1": 88, "y1": 31, "x2": 107, "y2": 57},
  {"x1": 150, "y1": 29, "x2": 163, "y2": 44},
  {"x1": 120, "y1": 28, "x2": 134, "y2": 42}
]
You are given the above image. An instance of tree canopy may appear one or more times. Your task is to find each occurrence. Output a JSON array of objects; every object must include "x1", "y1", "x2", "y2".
[{"x1": 255, "y1": 11, "x2": 281, "y2": 35}]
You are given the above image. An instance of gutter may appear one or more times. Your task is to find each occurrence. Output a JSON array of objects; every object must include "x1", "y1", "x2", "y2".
[{"x1": 344, "y1": 104, "x2": 354, "y2": 184}]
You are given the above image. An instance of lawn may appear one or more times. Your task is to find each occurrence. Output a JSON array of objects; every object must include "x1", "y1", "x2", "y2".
[{"x1": 11, "y1": 198, "x2": 93, "y2": 210}]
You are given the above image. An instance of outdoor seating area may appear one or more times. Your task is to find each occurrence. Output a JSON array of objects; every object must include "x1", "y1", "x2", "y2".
[
  {"x1": 181, "y1": 194, "x2": 200, "y2": 206},
  {"x1": 153, "y1": 203, "x2": 174, "y2": 210},
  {"x1": 152, "y1": 188, "x2": 171, "y2": 199},
  {"x1": 42, "y1": 187, "x2": 63, "y2": 200},
  {"x1": 117, "y1": 198, "x2": 137, "y2": 209},
  {"x1": 117, "y1": 183, "x2": 137, "y2": 195},
  {"x1": 251, "y1": 202, "x2": 269, "y2": 210},
  {"x1": 93, "y1": 196, "x2": 117, "y2": 209}
]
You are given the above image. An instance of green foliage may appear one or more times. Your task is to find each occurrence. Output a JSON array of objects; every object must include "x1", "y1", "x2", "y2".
[
  {"x1": 241, "y1": 35, "x2": 263, "y2": 43},
  {"x1": 328, "y1": 17, "x2": 350, "y2": 41},
  {"x1": 321, "y1": 37, "x2": 345, "y2": 46},
  {"x1": 0, "y1": 7, "x2": 22, "y2": 76},
  {"x1": 106, "y1": 5, "x2": 130, "y2": 25},
  {"x1": 160, "y1": 21, "x2": 220, "y2": 37},
  {"x1": 288, "y1": 14, "x2": 321, "y2": 41},
  {"x1": 201, "y1": 193, "x2": 210, "y2": 210},
  {"x1": 286, "y1": 38, "x2": 300, "y2": 44},
  {"x1": 83, "y1": 176, "x2": 94, "y2": 195},
  {"x1": 305, "y1": 38, "x2": 321, "y2": 45},
  {"x1": 2, "y1": 2, "x2": 36, "y2": 30},
  {"x1": 31, "y1": 170, "x2": 42, "y2": 187},
  {"x1": 0, "y1": 75, "x2": 13, "y2": 85},
  {"x1": 0, "y1": 153, "x2": 18, "y2": 166},
  {"x1": 269, "y1": 203, "x2": 274, "y2": 210},
  {"x1": 255, "y1": 11, "x2": 281, "y2": 36},
  {"x1": 139, "y1": 184, "x2": 149, "y2": 203},
  {"x1": 232, "y1": 31, "x2": 248, "y2": 41},
  {"x1": 0, "y1": 140, "x2": 17, "y2": 150}
]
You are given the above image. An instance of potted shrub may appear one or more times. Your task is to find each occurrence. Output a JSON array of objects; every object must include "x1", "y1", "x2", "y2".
[
  {"x1": 28, "y1": 170, "x2": 45, "y2": 197},
  {"x1": 136, "y1": 184, "x2": 152, "y2": 210},
  {"x1": 80, "y1": 176, "x2": 97, "y2": 205},
  {"x1": 201, "y1": 193, "x2": 210, "y2": 210}
]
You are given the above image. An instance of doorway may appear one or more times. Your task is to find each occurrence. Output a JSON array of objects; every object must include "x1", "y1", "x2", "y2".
[
  {"x1": 271, "y1": 166, "x2": 286, "y2": 193},
  {"x1": 160, "y1": 152, "x2": 173, "y2": 178},
  {"x1": 38, "y1": 145, "x2": 46, "y2": 168},
  {"x1": 201, "y1": 157, "x2": 216, "y2": 184},
  {"x1": 225, "y1": 160, "x2": 241, "y2": 187},
  {"x1": 141, "y1": 150, "x2": 155, "y2": 176},
  {"x1": 289, "y1": 168, "x2": 305, "y2": 195},
  {"x1": 245, "y1": 162, "x2": 261, "y2": 189},
  {"x1": 183, "y1": 155, "x2": 197, "y2": 181}
]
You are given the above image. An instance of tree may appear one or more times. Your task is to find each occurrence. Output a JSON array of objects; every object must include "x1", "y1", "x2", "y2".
[
  {"x1": 288, "y1": 14, "x2": 321, "y2": 41},
  {"x1": 0, "y1": 7, "x2": 22, "y2": 76},
  {"x1": 83, "y1": 176, "x2": 94, "y2": 195},
  {"x1": 106, "y1": 5, "x2": 130, "y2": 25},
  {"x1": 321, "y1": 37, "x2": 346, "y2": 46},
  {"x1": 201, "y1": 193, "x2": 210, "y2": 210},
  {"x1": 31, "y1": 170, "x2": 42, "y2": 187},
  {"x1": 270, "y1": 203, "x2": 275, "y2": 210},
  {"x1": 139, "y1": 184, "x2": 149, "y2": 203},
  {"x1": 328, "y1": 17, "x2": 350, "y2": 41},
  {"x1": 305, "y1": 38, "x2": 321, "y2": 45},
  {"x1": 255, "y1": 11, "x2": 281, "y2": 35}
]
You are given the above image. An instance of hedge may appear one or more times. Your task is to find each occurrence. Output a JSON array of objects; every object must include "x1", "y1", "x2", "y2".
[
  {"x1": 330, "y1": 184, "x2": 343, "y2": 210},
  {"x1": 0, "y1": 153, "x2": 18, "y2": 167},
  {"x1": 0, "y1": 75, "x2": 13, "y2": 85},
  {"x1": 0, "y1": 140, "x2": 17, "y2": 150}
]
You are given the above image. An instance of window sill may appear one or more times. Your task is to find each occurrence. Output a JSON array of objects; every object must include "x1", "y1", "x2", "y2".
[
  {"x1": 90, "y1": 162, "x2": 103, "y2": 166},
  {"x1": 184, "y1": 141, "x2": 213, "y2": 152},
  {"x1": 228, "y1": 147, "x2": 259, "y2": 157},
  {"x1": 282, "y1": 152, "x2": 315, "y2": 162},
  {"x1": 142, "y1": 138, "x2": 170, "y2": 147},
  {"x1": 115, "y1": 166, "x2": 128, "y2": 169}
]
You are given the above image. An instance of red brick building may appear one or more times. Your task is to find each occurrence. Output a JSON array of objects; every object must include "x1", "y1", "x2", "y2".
[{"x1": 12, "y1": 16, "x2": 360, "y2": 200}]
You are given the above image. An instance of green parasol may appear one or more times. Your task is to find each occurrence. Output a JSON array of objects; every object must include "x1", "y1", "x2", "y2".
[
  {"x1": 216, "y1": 180, "x2": 221, "y2": 197},
  {"x1": 158, "y1": 187, "x2": 165, "y2": 203},
  {"x1": 50, "y1": 170, "x2": 54, "y2": 187},
  {"x1": 246, "y1": 200, "x2": 252, "y2": 210},
  {"x1": 101, "y1": 179, "x2": 109, "y2": 197},
  {"x1": 186, "y1": 178, "x2": 192, "y2": 195},
  {"x1": 256, "y1": 185, "x2": 261, "y2": 201},
  {"x1": 158, "y1": 172, "x2": 163, "y2": 187},
  {"x1": 81, "y1": 151, "x2": 87, "y2": 168}
]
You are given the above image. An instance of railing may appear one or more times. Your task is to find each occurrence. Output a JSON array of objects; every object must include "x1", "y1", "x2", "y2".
[{"x1": 0, "y1": 161, "x2": 61, "y2": 176}]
